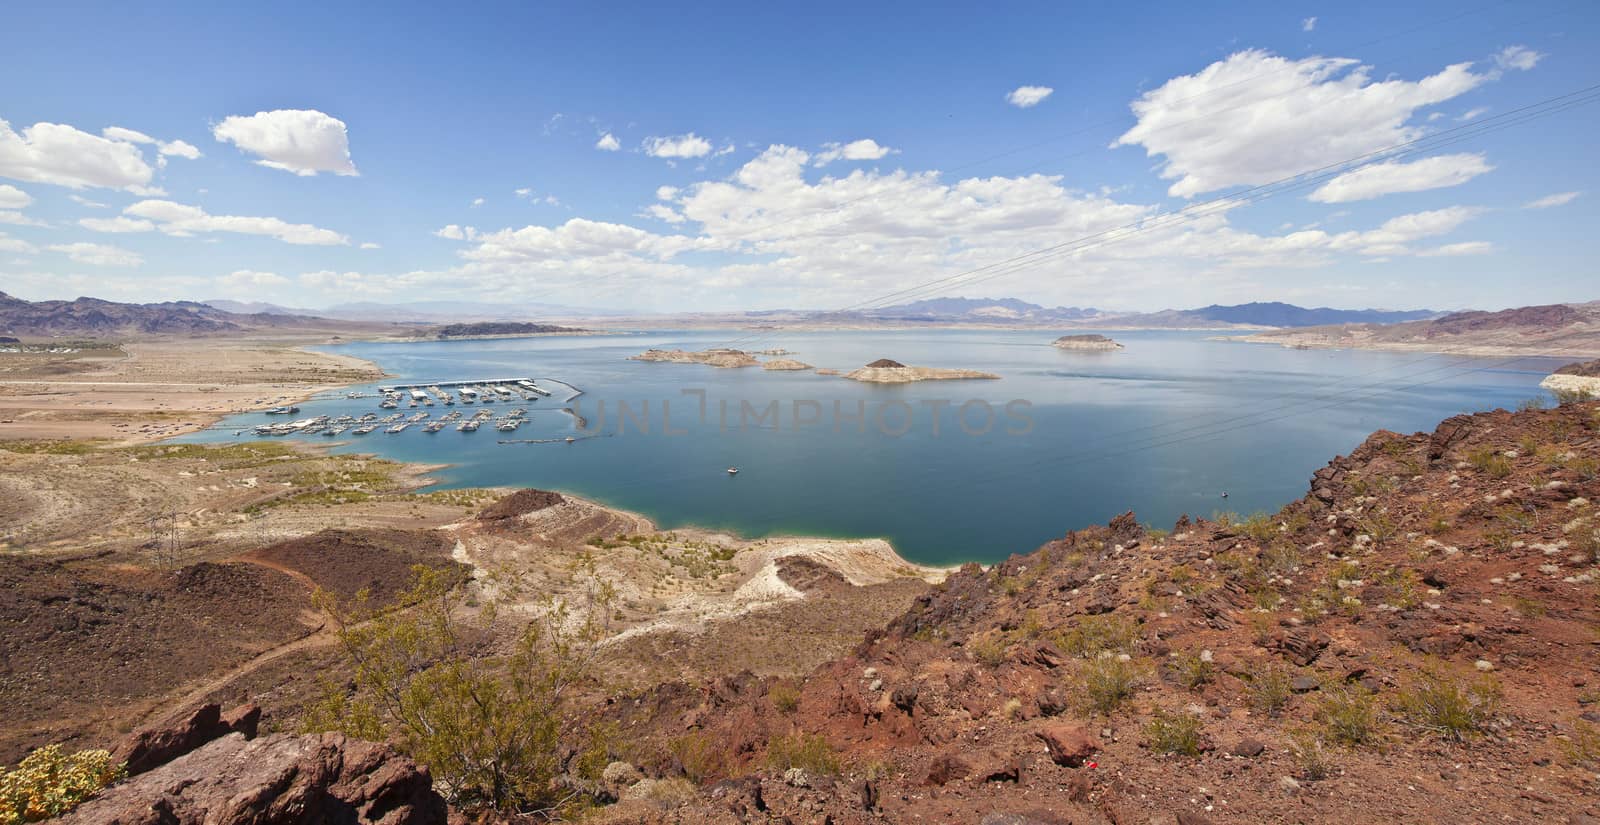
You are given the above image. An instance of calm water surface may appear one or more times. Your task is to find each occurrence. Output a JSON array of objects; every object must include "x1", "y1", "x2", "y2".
[{"x1": 179, "y1": 330, "x2": 1566, "y2": 566}]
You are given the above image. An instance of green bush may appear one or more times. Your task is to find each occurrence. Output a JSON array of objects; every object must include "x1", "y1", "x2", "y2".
[
  {"x1": 0, "y1": 745, "x2": 124, "y2": 824},
  {"x1": 1052, "y1": 615, "x2": 1138, "y2": 659},
  {"x1": 1077, "y1": 655, "x2": 1144, "y2": 716},
  {"x1": 304, "y1": 564, "x2": 615, "y2": 814},
  {"x1": 1316, "y1": 687, "x2": 1384, "y2": 747},
  {"x1": 1288, "y1": 730, "x2": 1334, "y2": 780},
  {"x1": 1144, "y1": 710, "x2": 1204, "y2": 756},
  {"x1": 667, "y1": 732, "x2": 723, "y2": 783},
  {"x1": 765, "y1": 733, "x2": 840, "y2": 775},
  {"x1": 1394, "y1": 667, "x2": 1500, "y2": 742},
  {"x1": 769, "y1": 682, "x2": 801, "y2": 714},
  {"x1": 1168, "y1": 650, "x2": 1215, "y2": 691},
  {"x1": 1249, "y1": 666, "x2": 1295, "y2": 718},
  {"x1": 1467, "y1": 447, "x2": 1512, "y2": 478}
]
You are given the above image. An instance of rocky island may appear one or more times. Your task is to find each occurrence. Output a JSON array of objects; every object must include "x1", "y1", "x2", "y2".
[
  {"x1": 844, "y1": 358, "x2": 1000, "y2": 383},
  {"x1": 761, "y1": 358, "x2": 813, "y2": 371},
  {"x1": 1052, "y1": 333, "x2": 1123, "y2": 351},
  {"x1": 629, "y1": 348, "x2": 760, "y2": 368}
]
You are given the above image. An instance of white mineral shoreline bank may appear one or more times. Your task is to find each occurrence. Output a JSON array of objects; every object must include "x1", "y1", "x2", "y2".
[{"x1": 1541, "y1": 373, "x2": 1600, "y2": 396}]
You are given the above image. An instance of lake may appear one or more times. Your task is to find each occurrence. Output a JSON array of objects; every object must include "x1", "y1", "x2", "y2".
[{"x1": 179, "y1": 330, "x2": 1567, "y2": 566}]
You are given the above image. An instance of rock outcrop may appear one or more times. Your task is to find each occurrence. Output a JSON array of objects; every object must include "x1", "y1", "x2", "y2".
[
  {"x1": 1051, "y1": 333, "x2": 1122, "y2": 351},
  {"x1": 844, "y1": 359, "x2": 1000, "y2": 383},
  {"x1": 61, "y1": 732, "x2": 447, "y2": 825},
  {"x1": 115, "y1": 702, "x2": 261, "y2": 776}
]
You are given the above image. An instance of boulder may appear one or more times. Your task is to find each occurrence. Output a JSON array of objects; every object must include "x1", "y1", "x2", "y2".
[
  {"x1": 114, "y1": 702, "x2": 261, "y2": 776},
  {"x1": 62, "y1": 732, "x2": 447, "y2": 825},
  {"x1": 1034, "y1": 722, "x2": 1101, "y2": 767}
]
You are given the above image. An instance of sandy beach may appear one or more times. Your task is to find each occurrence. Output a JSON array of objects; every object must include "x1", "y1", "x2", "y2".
[{"x1": 0, "y1": 335, "x2": 385, "y2": 443}]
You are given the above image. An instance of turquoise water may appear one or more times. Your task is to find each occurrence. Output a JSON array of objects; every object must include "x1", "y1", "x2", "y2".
[{"x1": 178, "y1": 330, "x2": 1566, "y2": 566}]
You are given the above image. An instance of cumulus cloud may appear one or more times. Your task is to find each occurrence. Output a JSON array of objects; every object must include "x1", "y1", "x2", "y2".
[
  {"x1": 1494, "y1": 45, "x2": 1543, "y2": 72},
  {"x1": 49, "y1": 241, "x2": 142, "y2": 267},
  {"x1": 1005, "y1": 85, "x2": 1054, "y2": 108},
  {"x1": 1115, "y1": 50, "x2": 1491, "y2": 197},
  {"x1": 212, "y1": 109, "x2": 358, "y2": 176},
  {"x1": 0, "y1": 211, "x2": 46, "y2": 227},
  {"x1": 0, "y1": 184, "x2": 31, "y2": 209},
  {"x1": 595, "y1": 132, "x2": 621, "y2": 151},
  {"x1": 813, "y1": 138, "x2": 895, "y2": 166},
  {"x1": 0, "y1": 231, "x2": 36, "y2": 254},
  {"x1": 435, "y1": 224, "x2": 475, "y2": 240},
  {"x1": 360, "y1": 241, "x2": 381, "y2": 249},
  {"x1": 218, "y1": 269, "x2": 291, "y2": 291},
  {"x1": 159, "y1": 139, "x2": 201, "y2": 159},
  {"x1": 0, "y1": 118, "x2": 155, "y2": 190},
  {"x1": 123, "y1": 199, "x2": 349, "y2": 245},
  {"x1": 1525, "y1": 191, "x2": 1580, "y2": 209},
  {"x1": 643, "y1": 133, "x2": 712, "y2": 159},
  {"x1": 1308, "y1": 153, "x2": 1494, "y2": 203},
  {"x1": 645, "y1": 204, "x2": 686, "y2": 224},
  {"x1": 1302, "y1": 16, "x2": 1317, "y2": 32},
  {"x1": 79, "y1": 216, "x2": 155, "y2": 233}
]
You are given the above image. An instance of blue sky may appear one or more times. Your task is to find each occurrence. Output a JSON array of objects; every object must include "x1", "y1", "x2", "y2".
[{"x1": 1, "y1": 0, "x2": 1597, "y2": 312}]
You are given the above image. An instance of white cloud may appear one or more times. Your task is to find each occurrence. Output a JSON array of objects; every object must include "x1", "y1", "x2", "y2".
[
  {"x1": 1525, "y1": 191, "x2": 1580, "y2": 209},
  {"x1": 1308, "y1": 153, "x2": 1494, "y2": 203},
  {"x1": 1115, "y1": 50, "x2": 1490, "y2": 197},
  {"x1": 643, "y1": 133, "x2": 712, "y2": 159},
  {"x1": 0, "y1": 231, "x2": 36, "y2": 254},
  {"x1": 645, "y1": 204, "x2": 686, "y2": 224},
  {"x1": 49, "y1": 241, "x2": 142, "y2": 267},
  {"x1": 218, "y1": 269, "x2": 291, "y2": 292},
  {"x1": 1302, "y1": 16, "x2": 1317, "y2": 32},
  {"x1": 0, "y1": 118, "x2": 155, "y2": 191},
  {"x1": 515, "y1": 187, "x2": 533, "y2": 197},
  {"x1": 123, "y1": 199, "x2": 349, "y2": 245},
  {"x1": 69, "y1": 194, "x2": 108, "y2": 208},
  {"x1": 0, "y1": 211, "x2": 46, "y2": 227},
  {"x1": 435, "y1": 224, "x2": 476, "y2": 241},
  {"x1": 1494, "y1": 45, "x2": 1543, "y2": 72},
  {"x1": 1005, "y1": 85, "x2": 1054, "y2": 108},
  {"x1": 212, "y1": 109, "x2": 358, "y2": 176},
  {"x1": 299, "y1": 269, "x2": 391, "y2": 297},
  {"x1": 360, "y1": 241, "x2": 381, "y2": 249},
  {"x1": 813, "y1": 138, "x2": 895, "y2": 166},
  {"x1": 1418, "y1": 240, "x2": 1493, "y2": 256},
  {"x1": 158, "y1": 139, "x2": 201, "y2": 159},
  {"x1": 656, "y1": 185, "x2": 679, "y2": 201},
  {"x1": 595, "y1": 132, "x2": 621, "y2": 151},
  {"x1": 1457, "y1": 106, "x2": 1488, "y2": 122},
  {"x1": 471, "y1": 197, "x2": 485, "y2": 207},
  {"x1": 0, "y1": 184, "x2": 31, "y2": 210},
  {"x1": 102, "y1": 127, "x2": 155, "y2": 144},
  {"x1": 79, "y1": 216, "x2": 155, "y2": 233}
]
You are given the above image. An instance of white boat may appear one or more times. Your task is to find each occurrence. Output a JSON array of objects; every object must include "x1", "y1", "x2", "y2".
[{"x1": 727, "y1": 467, "x2": 739, "y2": 475}]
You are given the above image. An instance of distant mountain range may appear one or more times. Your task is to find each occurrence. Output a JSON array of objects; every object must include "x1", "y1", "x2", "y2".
[
  {"x1": 0, "y1": 292, "x2": 367, "y2": 337},
  {"x1": 804, "y1": 297, "x2": 1438, "y2": 328},
  {"x1": 204, "y1": 298, "x2": 625, "y2": 322}
]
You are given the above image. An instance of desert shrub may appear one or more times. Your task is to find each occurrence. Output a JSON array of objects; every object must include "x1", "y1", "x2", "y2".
[
  {"x1": 1168, "y1": 650, "x2": 1215, "y2": 691},
  {"x1": 1144, "y1": 710, "x2": 1204, "y2": 757},
  {"x1": 1249, "y1": 666, "x2": 1295, "y2": 718},
  {"x1": 1238, "y1": 512, "x2": 1279, "y2": 543},
  {"x1": 638, "y1": 777, "x2": 696, "y2": 805},
  {"x1": 1571, "y1": 456, "x2": 1600, "y2": 481},
  {"x1": 0, "y1": 745, "x2": 124, "y2": 824},
  {"x1": 304, "y1": 564, "x2": 615, "y2": 814},
  {"x1": 1517, "y1": 396, "x2": 1548, "y2": 412},
  {"x1": 1316, "y1": 687, "x2": 1384, "y2": 747},
  {"x1": 967, "y1": 633, "x2": 1010, "y2": 668},
  {"x1": 1052, "y1": 615, "x2": 1138, "y2": 659},
  {"x1": 765, "y1": 733, "x2": 840, "y2": 775},
  {"x1": 1076, "y1": 655, "x2": 1144, "y2": 715},
  {"x1": 769, "y1": 682, "x2": 801, "y2": 714},
  {"x1": 1553, "y1": 387, "x2": 1598, "y2": 406},
  {"x1": 1288, "y1": 730, "x2": 1334, "y2": 780},
  {"x1": 1467, "y1": 447, "x2": 1512, "y2": 478},
  {"x1": 1394, "y1": 666, "x2": 1501, "y2": 742},
  {"x1": 1563, "y1": 720, "x2": 1600, "y2": 767},
  {"x1": 667, "y1": 732, "x2": 723, "y2": 784}
]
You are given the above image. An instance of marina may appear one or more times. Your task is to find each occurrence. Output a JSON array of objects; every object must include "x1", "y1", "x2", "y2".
[{"x1": 242, "y1": 377, "x2": 577, "y2": 440}]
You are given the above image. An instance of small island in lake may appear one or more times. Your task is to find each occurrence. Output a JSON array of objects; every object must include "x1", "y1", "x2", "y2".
[
  {"x1": 435, "y1": 321, "x2": 588, "y2": 338},
  {"x1": 762, "y1": 358, "x2": 814, "y2": 371},
  {"x1": 1052, "y1": 333, "x2": 1123, "y2": 351},
  {"x1": 844, "y1": 358, "x2": 1000, "y2": 384},
  {"x1": 630, "y1": 348, "x2": 760, "y2": 368}
]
